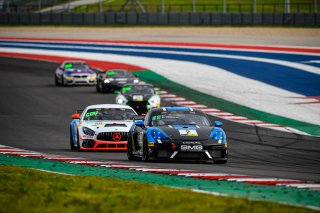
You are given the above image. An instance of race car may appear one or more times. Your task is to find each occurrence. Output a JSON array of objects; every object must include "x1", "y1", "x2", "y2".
[
  {"x1": 55, "y1": 61, "x2": 96, "y2": 86},
  {"x1": 127, "y1": 107, "x2": 228, "y2": 163},
  {"x1": 115, "y1": 83, "x2": 161, "y2": 115},
  {"x1": 70, "y1": 104, "x2": 137, "y2": 151},
  {"x1": 96, "y1": 69, "x2": 139, "y2": 93}
]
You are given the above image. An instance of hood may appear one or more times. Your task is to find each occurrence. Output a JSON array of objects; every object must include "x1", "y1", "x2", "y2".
[
  {"x1": 158, "y1": 125, "x2": 213, "y2": 141},
  {"x1": 83, "y1": 120, "x2": 133, "y2": 132},
  {"x1": 65, "y1": 69, "x2": 95, "y2": 75}
]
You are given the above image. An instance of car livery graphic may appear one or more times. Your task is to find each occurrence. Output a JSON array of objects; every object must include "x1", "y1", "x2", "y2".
[
  {"x1": 115, "y1": 83, "x2": 161, "y2": 114},
  {"x1": 70, "y1": 104, "x2": 137, "y2": 151},
  {"x1": 55, "y1": 61, "x2": 96, "y2": 86},
  {"x1": 127, "y1": 107, "x2": 228, "y2": 163}
]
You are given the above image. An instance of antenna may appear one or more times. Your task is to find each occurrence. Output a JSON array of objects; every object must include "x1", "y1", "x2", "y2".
[{"x1": 120, "y1": 0, "x2": 146, "y2": 12}]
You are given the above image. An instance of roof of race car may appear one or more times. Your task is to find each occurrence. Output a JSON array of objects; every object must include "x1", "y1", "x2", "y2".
[{"x1": 84, "y1": 104, "x2": 135, "y2": 110}]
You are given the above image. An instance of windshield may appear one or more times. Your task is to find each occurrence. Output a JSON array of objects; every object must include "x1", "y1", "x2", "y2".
[
  {"x1": 83, "y1": 108, "x2": 136, "y2": 121},
  {"x1": 150, "y1": 110, "x2": 211, "y2": 127},
  {"x1": 122, "y1": 85, "x2": 154, "y2": 94},
  {"x1": 64, "y1": 62, "x2": 89, "y2": 70},
  {"x1": 106, "y1": 70, "x2": 134, "y2": 78}
]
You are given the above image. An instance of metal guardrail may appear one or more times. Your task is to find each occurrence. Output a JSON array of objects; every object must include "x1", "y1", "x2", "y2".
[{"x1": 1, "y1": 3, "x2": 319, "y2": 14}]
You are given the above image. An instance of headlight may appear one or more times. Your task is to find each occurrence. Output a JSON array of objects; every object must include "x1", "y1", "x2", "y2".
[
  {"x1": 210, "y1": 130, "x2": 225, "y2": 144},
  {"x1": 104, "y1": 78, "x2": 114, "y2": 84},
  {"x1": 82, "y1": 127, "x2": 95, "y2": 136},
  {"x1": 151, "y1": 130, "x2": 168, "y2": 140},
  {"x1": 117, "y1": 98, "x2": 124, "y2": 104},
  {"x1": 133, "y1": 79, "x2": 139, "y2": 83},
  {"x1": 64, "y1": 74, "x2": 73, "y2": 81},
  {"x1": 148, "y1": 96, "x2": 160, "y2": 106}
]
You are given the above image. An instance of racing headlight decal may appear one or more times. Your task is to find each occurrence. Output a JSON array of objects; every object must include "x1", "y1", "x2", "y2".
[
  {"x1": 210, "y1": 128, "x2": 226, "y2": 144},
  {"x1": 82, "y1": 127, "x2": 95, "y2": 136},
  {"x1": 146, "y1": 128, "x2": 170, "y2": 142}
]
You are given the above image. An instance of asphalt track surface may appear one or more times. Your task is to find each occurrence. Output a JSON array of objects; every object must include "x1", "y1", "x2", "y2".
[{"x1": 1, "y1": 57, "x2": 320, "y2": 182}]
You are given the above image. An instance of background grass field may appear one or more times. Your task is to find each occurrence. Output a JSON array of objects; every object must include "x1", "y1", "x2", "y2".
[
  {"x1": 72, "y1": 0, "x2": 319, "y2": 13},
  {"x1": 0, "y1": 165, "x2": 317, "y2": 213}
]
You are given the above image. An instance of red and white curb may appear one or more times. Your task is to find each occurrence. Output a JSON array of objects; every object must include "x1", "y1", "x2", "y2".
[
  {"x1": 153, "y1": 88, "x2": 309, "y2": 135},
  {"x1": 1, "y1": 144, "x2": 319, "y2": 191}
]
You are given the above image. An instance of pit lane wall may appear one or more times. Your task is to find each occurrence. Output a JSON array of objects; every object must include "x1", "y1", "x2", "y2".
[{"x1": 0, "y1": 12, "x2": 319, "y2": 26}]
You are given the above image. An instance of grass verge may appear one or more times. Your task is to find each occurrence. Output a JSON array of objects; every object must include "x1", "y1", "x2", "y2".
[{"x1": 0, "y1": 165, "x2": 317, "y2": 213}]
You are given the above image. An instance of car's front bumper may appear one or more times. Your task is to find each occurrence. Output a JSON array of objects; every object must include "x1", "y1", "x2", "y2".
[
  {"x1": 65, "y1": 77, "x2": 96, "y2": 85},
  {"x1": 79, "y1": 139, "x2": 127, "y2": 151},
  {"x1": 147, "y1": 141, "x2": 227, "y2": 161}
]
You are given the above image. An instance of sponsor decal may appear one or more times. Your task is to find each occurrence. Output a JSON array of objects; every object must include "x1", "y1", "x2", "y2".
[
  {"x1": 112, "y1": 132, "x2": 122, "y2": 141},
  {"x1": 180, "y1": 145, "x2": 203, "y2": 151},
  {"x1": 85, "y1": 111, "x2": 98, "y2": 117},
  {"x1": 148, "y1": 142, "x2": 155, "y2": 147},
  {"x1": 133, "y1": 95, "x2": 144, "y2": 101},
  {"x1": 179, "y1": 129, "x2": 198, "y2": 136}
]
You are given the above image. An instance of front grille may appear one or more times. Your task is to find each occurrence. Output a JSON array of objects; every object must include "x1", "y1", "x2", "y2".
[
  {"x1": 175, "y1": 152, "x2": 208, "y2": 160},
  {"x1": 74, "y1": 75, "x2": 88, "y2": 78},
  {"x1": 209, "y1": 150, "x2": 223, "y2": 158},
  {"x1": 97, "y1": 132, "x2": 128, "y2": 141},
  {"x1": 128, "y1": 101, "x2": 148, "y2": 110}
]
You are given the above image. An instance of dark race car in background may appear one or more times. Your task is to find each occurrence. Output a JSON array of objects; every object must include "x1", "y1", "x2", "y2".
[
  {"x1": 115, "y1": 83, "x2": 161, "y2": 115},
  {"x1": 96, "y1": 69, "x2": 139, "y2": 93},
  {"x1": 127, "y1": 107, "x2": 228, "y2": 163},
  {"x1": 55, "y1": 61, "x2": 96, "y2": 86}
]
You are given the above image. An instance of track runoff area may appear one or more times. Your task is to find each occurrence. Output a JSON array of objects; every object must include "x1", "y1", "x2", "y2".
[{"x1": 0, "y1": 38, "x2": 319, "y2": 210}]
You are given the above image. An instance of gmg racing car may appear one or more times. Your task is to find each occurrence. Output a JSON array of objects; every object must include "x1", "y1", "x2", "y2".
[
  {"x1": 55, "y1": 61, "x2": 96, "y2": 86},
  {"x1": 127, "y1": 107, "x2": 228, "y2": 163},
  {"x1": 70, "y1": 104, "x2": 137, "y2": 151},
  {"x1": 115, "y1": 83, "x2": 161, "y2": 115}
]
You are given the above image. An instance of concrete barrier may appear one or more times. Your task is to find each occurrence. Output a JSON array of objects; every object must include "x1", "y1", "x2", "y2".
[{"x1": 0, "y1": 12, "x2": 318, "y2": 26}]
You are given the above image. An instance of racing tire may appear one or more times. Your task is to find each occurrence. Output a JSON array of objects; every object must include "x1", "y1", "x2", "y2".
[
  {"x1": 76, "y1": 131, "x2": 81, "y2": 151},
  {"x1": 70, "y1": 127, "x2": 77, "y2": 150},
  {"x1": 96, "y1": 82, "x2": 101, "y2": 92},
  {"x1": 61, "y1": 78, "x2": 65, "y2": 87},
  {"x1": 127, "y1": 134, "x2": 139, "y2": 161},
  {"x1": 141, "y1": 136, "x2": 150, "y2": 162},
  {"x1": 55, "y1": 75, "x2": 59, "y2": 86}
]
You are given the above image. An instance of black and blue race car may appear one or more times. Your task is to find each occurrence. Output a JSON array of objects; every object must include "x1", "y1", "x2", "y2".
[{"x1": 127, "y1": 107, "x2": 228, "y2": 163}]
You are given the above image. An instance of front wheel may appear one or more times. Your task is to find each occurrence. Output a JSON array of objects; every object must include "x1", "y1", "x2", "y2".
[
  {"x1": 55, "y1": 75, "x2": 59, "y2": 86},
  {"x1": 70, "y1": 127, "x2": 77, "y2": 150},
  {"x1": 127, "y1": 134, "x2": 139, "y2": 161},
  {"x1": 76, "y1": 131, "x2": 81, "y2": 151},
  {"x1": 96, "y1": 81, "x2": 101, "y2": 92},
  {"x1": 141, "y1": 136, "x2": 150, "y2": 161}
]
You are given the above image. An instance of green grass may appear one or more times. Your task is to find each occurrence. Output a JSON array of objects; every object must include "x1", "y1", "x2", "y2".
[
  {"x1": 0, "y1": 165, "x2": 317, "y2": 213},
  {"x1": 72, "y1": 0, "x2": 319, "y2": 13}
]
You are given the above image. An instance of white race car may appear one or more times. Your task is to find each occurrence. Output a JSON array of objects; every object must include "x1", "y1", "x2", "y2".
[
  {"x1": 55, "y1": 61, "x2": 96, "y2": 86},
  {"x1": 70, "y1": 104, "x2": 137, "y2": 151}
]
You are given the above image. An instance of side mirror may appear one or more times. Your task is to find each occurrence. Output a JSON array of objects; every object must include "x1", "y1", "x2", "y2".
[
  {"x1": 72, "y1": 113, "x2": 80, "y2": 119},
  {"x1": 135, "y1": 120, "x2": 145, "y2": 127},
  {"x1": 214, "y1": 121, "x2": 222, "y2": 127}
]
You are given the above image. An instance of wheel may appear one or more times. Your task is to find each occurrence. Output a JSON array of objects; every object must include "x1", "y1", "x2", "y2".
[
  {"x1": 141, "y1": 136, "x2": 149, "y2": 161},
  {"x1": 70, "y1": 127, "x2": 77, "y2": 150},
  {"x1": 61, "y1": 77, "x2": 65, "y2": 87},
  {"x1": 127, "y1": 133, "x2": 139, "y2": 161},
  {"x1": 76, "y1": 131, "x2": 81, "y2": 151},
  {"x1": 55, "y1": 75, "x2": 59, "y2": 86},
  {"x1": 96, "y1": 81, "x2": 101, "y2": 92}
]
